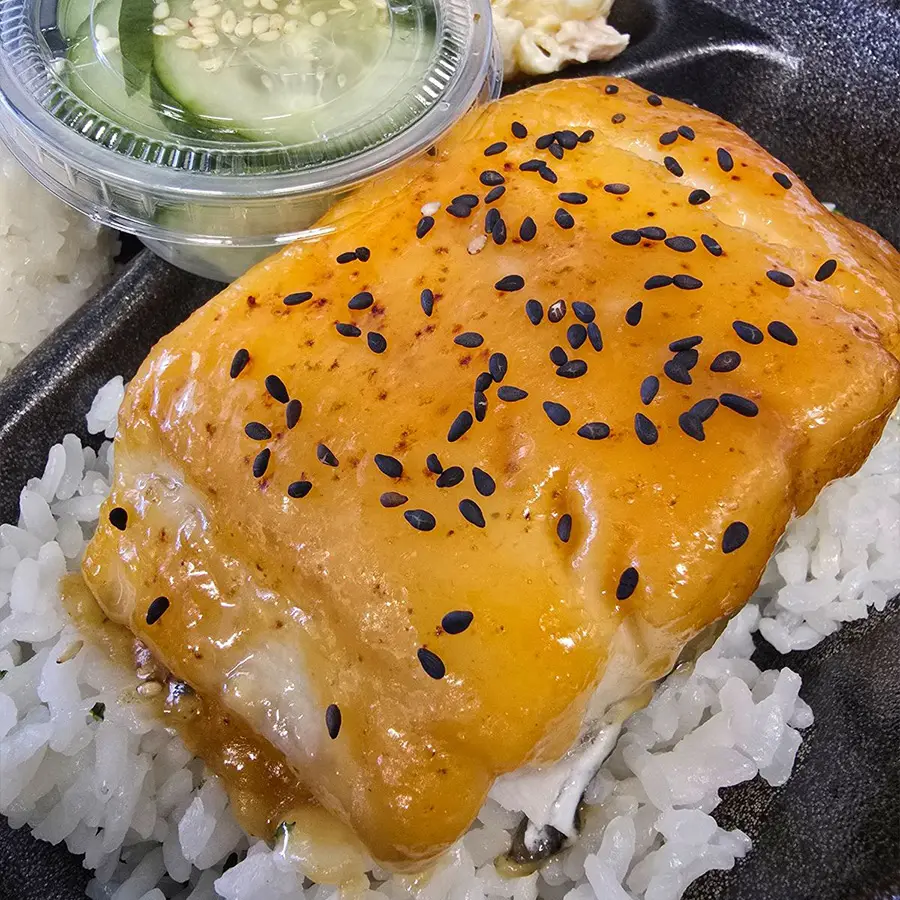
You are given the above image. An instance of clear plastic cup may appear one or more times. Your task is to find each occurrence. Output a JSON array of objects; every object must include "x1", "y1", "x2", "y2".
[{"x1": 0, "y1": 0, "x2": 501, "y2": 280}]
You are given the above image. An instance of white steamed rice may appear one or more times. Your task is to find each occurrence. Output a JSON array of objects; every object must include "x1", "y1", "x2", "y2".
[
  {"x1": 0, "y1": 376, "x2": 897, "y2": 900},
  {"x1": 0, "y1": 143, "x2": 118, "y2": 381}
]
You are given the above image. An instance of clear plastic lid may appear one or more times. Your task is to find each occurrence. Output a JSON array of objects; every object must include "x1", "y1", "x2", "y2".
[{"x1": 0, "y1": 0, "x2": 497, "y2": 243}]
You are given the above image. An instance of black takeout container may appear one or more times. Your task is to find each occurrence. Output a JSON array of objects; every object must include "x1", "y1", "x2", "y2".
[{"x1": 1, "y1": 0, "x2": 898, "y2": 897}]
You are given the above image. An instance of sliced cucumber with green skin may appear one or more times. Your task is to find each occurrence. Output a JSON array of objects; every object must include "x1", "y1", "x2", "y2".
[
  {"x1": 153, "y1": 0, "x2": 434, "y2": 147},
  {"x1": 58, "y1": 0, "x2": 95, "y2": 41}
]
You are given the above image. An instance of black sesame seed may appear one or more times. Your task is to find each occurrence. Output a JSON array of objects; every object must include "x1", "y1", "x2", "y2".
[
  {"x1": 426, "y1": 453, "x2": 443, "y2": 475},
  {"x1": 356, "y1": 246, "x2": 371, "y2": 262},
  {"x1": 678, "y1": 412, "x2": 705, "y2": 441},
  {"x1": 572, "y1": 301, "x2": 595, "y2": 323},
  {"x1": 283, "y1": 292, "x2": 312, "y2": 307},
  {"x1": 548, "y1": 300, "x2": 567, "y2": 323},
  {"x1": 459, "y1": 498, "x2": 486, "y2": 528},
  {"x1": 678, "y1": 125, "x2": 696, "y2": 141},
  {"x1": 417, "y1": 646, "x2": 445, "y2": 677},
  {"x1": 442, "y1": 610, "x2": 474, "y2": 634},
  {"x1": 453, "y1": 194, "x2": 480, "y2": 208},
  {"x1": 485, "y1": 207, "x2": 501, "y2": 234},
  {"x1": 109, "y1": 507, "x2": 127, "y2": 530},
  {"x1": 285, "y1": 399, "x2": 302, "y2": 430},
  {"x1": 245, "y1": 421, "x2": 272, "y2": 441},
  {"x1": 446, "y1": 203, "x2": 472, "y2": 219},
  {"x1": 455, "y1": 332, "x2": 484, "y2": 348},
  {"x1": 768, "y1": 321, "x2": 798, "y2": 345},
  {"x1": 336, "y1": 251, "x2": 357, "y2": 264},
  {"x1": 480, "y1": 170, "x2": 505, "y2": 187},
  {"x1": 625, "y1": 302, "x2": 643, "y2": 326},
  {"x1": 577, "y1": 421, "x2": 611, "y2": 440},
  {"x1": 557, "y1": 360, "x2": 588, "y2": 379},
  {"x1": 325, "y1": 703, "x2": 341, "y2": 739},
  {"x1": 647, "y1": 94, "x2": 662, "y2": 106},
  {"x1": 498, "y1": 385, "x2": 528, "y2": 402},
  {"x1": 550, "y1": 345, "x2": 568, "y2": 366},
  {"x1": 716, "y1": 147, "x2": 734, "y2": 172},
  {"x1": 492, "y1": 217, "x2": 508, "y2": 245},
  {"x1": 559, "y1": 192, "x2": 588, "y2": 205},
  {"x1": 567, "y1": 323, "x2": 587, "y2": 349},
  {"x1": 673, "y1": 274, "x2": 703, "y2": 290},
  {"x1": 700, "y1": 233, "x2": 723, "y2": 256},
  {"x1": 405, "y1": 509, "x2": 436, "y2": 532},
  {"x1": 645, "y1": 275, "x2": 673, "y2": 290},
  {"x1": 659, "y1": 131, "x2": 678, "y2": 146},
  {"x1": 605, "y1": 83, "x2": 619, "y2": 94},
  {"x1": 616, "y1": 567, "x2": 639, "y2": 599},
  {"x1": 578, "y1": 129, "x2": 594, "y2": 143},
  {"x1": 348, "y1": 291, "x2": 374, "y2": 310},
  {"x1": 436, "y1": 466, "x2": 465, "y2": 488},
  {"x1": 815, "y1": 259, "x2": 837, "y2": 282},
  {"x1": 146, "y1": 596, "x2": 170, "y2": 625},
  {"x1": 720, "y1": 393, "x2": 759, "y2": 417},
  {"x1": 664, "y1": 156, "x2": 684, "y2": 177},
  {"x1": 374, "y1": 454, "x2": 403, "y2": 479},
  {"x1": 557, "y1": 514, "x2": 572, "y2": 542},
  {"x1": 496, "y1": 275, "x2": 525, "y2": 292},
  {"x1": 485, "y1": 186, "x2": 506, "y2": 204},
  {"x1": 639, "y1": 226, "x2": 667, "y2": 240},
  {"x1": 520, "y1": 217, "x2": 537, "y2": 242},
  {"x1": 448, "y1": 410, "x2": 474, "y2": 442},
  {"x1": 421, "y1": 288, "x2": 435, "y2": 316},
  {"x1": 634, "y1": 413, "x2": 658, "y2": 445},
  {"x1": 535, "y1": 133, "x2": 556, "y2": 150},
  {"x1": 520, "y1": 159, "x2": 545, "y2": 172},
  {"x1": 766, "y1": 270, "x2": 795, "y2": 288},
  {"x1": 612, "y1": 229, "x2": 642, "y2": 246},
  {"x1": 604, "y1": 183, "x2": 630, "y2": 195},
  {"x1": 556, "y1": 130, "x2": 579, "y2": 149},
  {"x1": 664, "y1": 359, "x2": 692, "y2": 385},
  {"x1": 416, "y1": 216, "x2": 434, "y2": 239},
  {"x1": 640, "y1": 375, "x2": 659, "y2": 405},
  {"x1": 525, "y1": 298, "x2": 543, "y2": 324},
  {"x1": 543, "y1": 401, "x2": 571, "y2": 426},
  {"x1": 669, "y1": 335, "x2": 702, "y2": 352},
  {"x1": 475, "y1": 371, "x2": 493, "y2": 393},
  {"x1": 489, "y1": 352, "x2": 508, "y2": 383},
  {"x1": 732, "y1": 320, "x2": 764, "y2": 344},
  {"x1": 230, "y1": 348, "x2": 250, "y2": 379},
  {"x1": 484, "y1": 141, "x2": 507, "y2": 156},
  {"x1": 317, "y1": 443, "x2": 339, "y2": 466},
  {"x1": 367, "y1": 332, "x2": 387, "y2": 354},
  {"x1": 335, "y1": 323, "x2": 361, "y2": 338},
  {"x1": 288, "y1": 480, "x2": 312, "y2": 498},
  {"x1": 611, "y1": 113, "x2": 626, "y2": 124},
  {"x1": 540, "y1": 167, "x2": 559, "y2": 184},
  {"x1": 688, "y1": 189, "x2": 711, "y2": 205},
  {"x1": 511, "y1": 121, "x2": 528, "y2": 139},
  {"x1": 473, "y1": 467, "x2": 496, "y2": 496},
  {"x1": 252, "y1": 448, "x2": 271, "y2": 478},
  {"x1": 773, "y1": 172, "x2": 792, "y2": 190},
  {"x1": 710, "y1": 351, "x2": 741, "y2": 373},
  {"x1": 665, "y1": 236, "x2": 697, "y2": 252},
  {"x1": 690, "y1": 398, "x2": 719, "y2": 421},
  {"x1": 723, "y1": 521, "x2": 750, "y2": 553},
  {"x1": 673, "y1": 348, "x2": 699, "y2": 370},
  {"x1": 548, "y1": 143, "x2": 565, "y2": 160},
  {"x1": 555, "y1": 208, "x2": 575, "y2": 229}
]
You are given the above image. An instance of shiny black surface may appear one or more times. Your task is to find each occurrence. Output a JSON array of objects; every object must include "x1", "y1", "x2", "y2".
[{"x1": 1, "y1": 0, "x2": 899, "y2": 896}]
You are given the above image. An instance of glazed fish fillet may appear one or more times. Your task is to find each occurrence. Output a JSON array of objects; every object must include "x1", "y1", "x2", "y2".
[{"x1": 82, "y1": 77, "x2": 900, "y2": 868}]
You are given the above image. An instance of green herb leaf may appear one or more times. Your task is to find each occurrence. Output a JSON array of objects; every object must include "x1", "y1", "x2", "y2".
[
  {"x1": 90, "y1": 701, "x2": 106, "y2": 720},
  {"x1": 118, "y1": 0, "x2": 154, "y2": 96}
]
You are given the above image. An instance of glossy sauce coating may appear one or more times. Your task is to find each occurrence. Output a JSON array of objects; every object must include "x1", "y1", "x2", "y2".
[{"x1": 82, "y1": 78, "x2": 900, "y2": 868}]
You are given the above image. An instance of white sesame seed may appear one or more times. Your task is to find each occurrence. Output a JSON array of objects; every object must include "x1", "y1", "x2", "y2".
[
  {"x1": 56, "y1": 640, "x2": 84, "y2": 664},
  {"x1": 220, "y1": 8, "x2": 236, "y2": 30},
  {"x1": 284, "y1": 1, "x2": 300, "y2": 12},
  {"x1": 234, "y1": 15, "x2": 252, "y2": 35},
  {"x1": 164, "y1": 16, "x2": 188, "y2": 29},
  {"x1": 199, "y1": 56, "x2": 224, "y2": 71},
  {"x1": 260, "y1": 0, "x2": 278, "y2": 9},
  {"x1": 176, "y1": 35, "x2": 202, "y2": 48},
  {"x1": 251, "y1": 13, "x2": 269, "y2": 32},
  {"x1": 257, "y1": 29, "x2": 279, "y2": 39},
  {"x1": 153, "y1": 1, "x2": 170, "y2": 19},
  {"x1": 267, "y1": 12, "x2": 284, "y2": 27},
  {"x1": 282, "y1": 18, "x2": 297, "y2": 31},
  {"x1": 467, "y1": 234, "x2": 488, "y2": 255},
  {"x1": 197, "y1": 31, "x2": 220, "y2": 45},
  {"x1": 196, "y1": 3, "x2": 221, "y2": 16},
  {"x1": 152, "y1": 23, "x2": 172, "y2": 34},
  {"x1": 191, "y1": 23, "x2": 215, "y2": 35},
  {"x1": 98, "y1": 36, "x2": 120, "y2": 52},
  {"x1": 137, "y1": 681, "x2": 164, "y2": 698},
  {"x1": 339, "y1": 0, "x2": 356, "y2": 9},
  {"x1": 310, "y1": 9, "x2": 326, "y2": 25},
  {"x1": 243, "y1": 0, "x2": 259, "y2": 8},
  {"x1": 421, "y1": 201, "x2": 441, "y2": 215},
  {"x1": 93, "y1": 23, "x2": 110, "y2": 40},
  {"x1": 190, "y1": 15, "x2": 213, "y2": 25}
]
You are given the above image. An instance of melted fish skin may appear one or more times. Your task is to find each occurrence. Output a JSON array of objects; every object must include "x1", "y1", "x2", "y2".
[{"x1": 82, "y1": 77, "x2": 900, "y2": 867}]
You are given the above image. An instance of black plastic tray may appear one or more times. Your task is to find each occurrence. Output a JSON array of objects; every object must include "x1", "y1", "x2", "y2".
[{"x1": 1, "y1": 0, "x2": 899, "y2": 897}]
